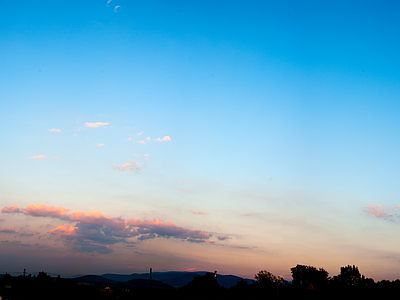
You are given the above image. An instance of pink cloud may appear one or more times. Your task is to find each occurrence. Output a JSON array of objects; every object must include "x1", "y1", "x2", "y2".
[
  {"x1": 107, "y1": 0, "x2": 112, "y2": 6},
  {"x1": 0, "y1": 227, "x2": 17, "y2": 234},
  {"x1": 190, "y1": 210, "x2": 207, "y2": 215},
  {"x1": 146, "y1": 137, "x2": 151, "y2": 141},
  {"x1": 85, "y1": 122, "x2": 109, "y2": 128},
  {"x1": 2, "y1": 204, "x2": 70, "y2": 218},
  {"x1": 50, "y1": 224, "x2": 79, "y2": 237},
  {"x1": 217, "y1": 235, "x2": 232, "y2": 241},
  {"x1": 49, "y1": 128, "x2": 62, "y2": 132},
  {"x1": 235, "y1": 191, "x2": 240, "y2": 194},
  {"x1": 364, "y1": 205, "x2": 390, "y2": 218},
  {"x1": 52, "y1": 156, "x2": 59, "y2": 159},
  {"x1": 141, "y1": 154, "x2": 148, "y2": 157},
  {"x1": 136, "y1": 131, "x2": 143, "y2": 136},
  {"x1": 22, "y1": 204, "x2": 71, "y2": 218},
  {"x1": 132, "y1": 153, "x2": 138, "y2": 156},
  {"x1": 0, "y1": 218, "x2": 5, "y2": 221},
  {"x1": 184, "y1": 189, "x2": 192, "y2": 193},
  {"x1": 138, "y1": 140, "x2": 146, "y2": 145},
  {"x1": 114, "y1": 5, "x2": 120, "y2": 12},
  {"x1": 111, "y1": 162, "x2": 142, "y2": 172},
  {"x1": 95, "y1": 143, "x2": 105, "y2": 147},
  {"x1": 154, "y1": 136, "x2": 171, "y2": 142},
  {"x1": 1, "y1": 206, "x2": 20, "y2": 213},
  {"x1": 30, "y1": 155, "x2": 45, "y2": 160}
]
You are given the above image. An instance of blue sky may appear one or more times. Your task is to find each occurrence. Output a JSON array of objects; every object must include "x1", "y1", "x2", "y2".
[{"x1": 1, "y1": 0, "x2": 400, "y2": 280}]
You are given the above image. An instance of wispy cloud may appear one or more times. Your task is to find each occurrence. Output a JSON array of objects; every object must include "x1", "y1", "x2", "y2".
[
  {"x1": 154, "y1": 136, "x2": 171, "y2": 142},
  {"x1": 95, "y1": 143, "x2": 105, "y2": 147},
  {"x1": 111, "y1": 162, "x2": 142, "y2": 172},
  {"x1": 85, "y1": 122, "x2": 109, "y2": 128},
  {"x1": 52, "y1": 156, "x2": 59, "y2": 159},
  {"x1": 49, "y1": 128, "x2": 62, "y2": 132},
  {"x1": 30, "y1": 155, "x2": 45, "y2": 160},
  {"x1": 190, "y1": 210, "x2": 207, "y2": 215},
  {"x1": 1, "y1": 240, "x2": 31, "y2": 247},
  {"x1": 138, "y1": 140, "x2": 146, "y2": 145},
  {"x1": 114, "y1": 5, "x2": 120, "y2": 12},
  {"x1": 107, "y1": 0, "x2": 112, "y2": 6},
  {"x1": 364, "y1": 204, "x2": 390, "y2": 218},
  {"x1": 217, "y1": 235, "x2": 232, "y2": 241},
  {"x1": 136, "y1": 132, "x2": 143, "y2": 136},
  {"x1": 132, "y1": 153, "x2": 138, "y2": 156}
]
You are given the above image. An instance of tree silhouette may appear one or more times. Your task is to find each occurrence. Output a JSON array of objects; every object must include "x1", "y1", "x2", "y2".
[
  {"x1": 181, "y1": 272, "x2": 223, "y2": 296},
  {"x1": 254, "y1": 270, "x2": 283, "y2": 285},
  {"x1": 336, "y1": 265, "x2": 362, "y2": 286},
  {"x1": 290, "y1": 264, "x2": 328, "y2": 289}
]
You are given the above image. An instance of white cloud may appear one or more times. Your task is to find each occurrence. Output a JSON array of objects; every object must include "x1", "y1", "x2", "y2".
[
  {"x1": 154, "y1": 136, "x2": 171, "y2": 142},
  {"x1": 30, "y1": 155, "x2": 45, "y2": 160},
  {"x1": 85, "y1": 122, "x2": 109, "y2": 128}
]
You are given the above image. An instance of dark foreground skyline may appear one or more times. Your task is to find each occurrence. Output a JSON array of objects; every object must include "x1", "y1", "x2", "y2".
[{"x1": 1, "y1": 264, "x2": 400, "y2": 300}]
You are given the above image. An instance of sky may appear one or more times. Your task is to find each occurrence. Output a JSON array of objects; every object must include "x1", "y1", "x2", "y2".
[{"x1": 1, "y1": 0, "x2": 400, "y2": 281}]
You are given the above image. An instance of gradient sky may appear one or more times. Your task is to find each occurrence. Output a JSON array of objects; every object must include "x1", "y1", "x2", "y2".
[{"x1": 1, "y1": 0, "x2": 400, "y2": 280}]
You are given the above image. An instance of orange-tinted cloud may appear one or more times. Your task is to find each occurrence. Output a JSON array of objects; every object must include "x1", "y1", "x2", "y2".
[
  {"x1": 2, "y1": 204, "x2": 70, "y2": 219},
  {"x1": 136, "y1": 131, "x2": 143, "y2": 136},
  {"x1": 154, "y1": 136, "x2": 171, "y2": 142},
  {"x1": 190, "y1": 210, "x2": 207, "y2": 215},
  {"x1": 49, "y1": 128, "x2": 62, "y2": 132},
  {"x1": 0, "y1": 227, "x2": 17, "y2": 234},
  {"x1": 22, "y1": 204, "x2": 71, "y2": 218},
  {"x1": 138, "y1": 140, "x2": 146, "y2": 145},
  {"x1": 146, "y1": 137, "x2": 151, "y2": 141},
  {"x1": 1, "y1": 206, "x2": 20, "y2": 213},
  {"x1": 2, "y1": 204, "x2": 221, "y2": 254},
  {"x1": 30, "y1": 155, "x2": 45, "y2": 160},
  {"x1": 50, "y1": 224, "x2": 79, "y2": 237},
  {"x1": 95, "y1": 143, "x2": 105, "y2": 147},
  {"x1": 85, "y1": 122, "x2": 109, "y2": 128}
]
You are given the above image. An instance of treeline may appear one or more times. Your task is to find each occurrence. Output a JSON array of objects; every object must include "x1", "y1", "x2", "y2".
[{"x1": 1, "y1": 265, "x2": 399, "y2": 299}]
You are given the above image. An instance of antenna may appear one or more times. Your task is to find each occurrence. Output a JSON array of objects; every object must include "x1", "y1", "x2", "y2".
[{"x1": 150, "y1": 268, "x2": 152, "y2": 289}]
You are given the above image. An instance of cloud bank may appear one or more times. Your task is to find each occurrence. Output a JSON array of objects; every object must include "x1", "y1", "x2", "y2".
[{"x1": 2, "y1": 204, "x2": 217, "y2": 254}]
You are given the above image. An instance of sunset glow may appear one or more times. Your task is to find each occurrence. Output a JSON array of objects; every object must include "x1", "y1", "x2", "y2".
[{"x1": 1, "y1": 0, "x2": 400, "y2": 282}]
